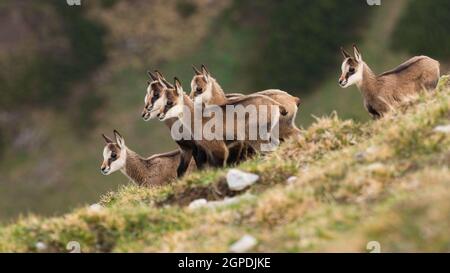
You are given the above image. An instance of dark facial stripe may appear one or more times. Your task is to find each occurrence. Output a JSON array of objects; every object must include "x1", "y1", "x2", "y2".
[{"x1": 345, "y1": 69, "x2": 355, "y2": 80}]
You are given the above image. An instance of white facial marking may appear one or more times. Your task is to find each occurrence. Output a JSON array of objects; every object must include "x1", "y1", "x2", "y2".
[
  {"x1": 340, "y1": 59, "x2": 363, "y2": 88},
  {"x1": 102, "y1": 146, "x2": 126, "y2": 175},
  {"x1": 162, "y1": 104, "x2": 183, "y2": 120},
  {"x1": 102, "y1": 147, "x2": 112, "y2": 175},
  {"x1": 144, "y1": 81, "x2": 168, "y2": 120},
  {"x1": 161, "y1": 95, "x2": 184, "y2": 121},
  {"x1": 193, "y1": 80, "x2": 213, "y2": 105}
]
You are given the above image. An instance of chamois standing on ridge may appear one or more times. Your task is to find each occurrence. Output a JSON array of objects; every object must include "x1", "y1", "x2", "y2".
[
  {"x1": 100, "y1": 130, "x2": 195, "y2": 187},
  {"x1": 339, "y1": 45, "x2": 440, "y2": 119}
]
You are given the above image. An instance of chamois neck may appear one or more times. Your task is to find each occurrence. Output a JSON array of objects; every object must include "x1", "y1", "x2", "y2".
[
  {"x1": 358, "y1": 62, "x2": 377, "y2": 96},
  {"x1": 178, "y1": 94, "x2": 197, "y2": 136},
  {"x1": 210, "y1": 78, "x2": 227, "y2": 105},
  {"x1": 122, "y1": 149, "x2": 148, "y2": 186}
]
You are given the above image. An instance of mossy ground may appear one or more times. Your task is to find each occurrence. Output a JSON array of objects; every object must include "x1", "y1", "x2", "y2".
[{"x1": 1, "y1": 76, "x2": 449, "y2": 253}]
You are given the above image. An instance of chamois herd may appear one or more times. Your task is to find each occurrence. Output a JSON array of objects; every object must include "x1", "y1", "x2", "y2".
[{"x1": 101, "y1": 45, "x2": 440, "y2": 187}]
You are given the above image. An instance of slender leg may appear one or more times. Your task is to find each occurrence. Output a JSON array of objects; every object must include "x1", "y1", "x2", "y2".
[
  {"x1": 209, "y1": 143, "x2": 229, "y2": 168},
  {"x1": 192, "y1": 145, "x2": 207, "y2": 170},
  {"x1": 177, "y1": 148, "x2": 193, "y2": 178}
]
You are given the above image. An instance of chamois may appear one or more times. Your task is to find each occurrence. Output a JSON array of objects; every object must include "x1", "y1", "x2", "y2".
[
  {"x1": 339, "y1": 45, "x2": 440, "y2": 119},
  {"x1": 142, "y1": 71, "x2": 208, "y2": 177},
  {"x1": 157, "y1": 79, "x2": 231, "y2": 167},
  {"x1": 100, "y1": 130, "x2": 195, "y2": 187},
  {"x1": 190, "y1": 65, "x2": 301, "y2": 141},
  {"x1": 143, "y1": 71, "x2": 250, "y2": 165},
  {"x1": 158, "y1": 78, "x2": 288, "y2": 166}
]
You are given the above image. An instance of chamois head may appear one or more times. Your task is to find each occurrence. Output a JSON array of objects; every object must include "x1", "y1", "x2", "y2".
[
  {"x1": 100, "y1": 130, "x2": 127, "y2": 175},
  {"x1": 190, "y1": 64, "x2": 213, "y2": 104},
  {"x1": 339, "y1": 45, "x2": 364, "y2": 88},
  {"x1": 158, "y1": 77, "x2": 185, "y2": 121},
  {"x1": 142, "y1": 70, "x2": 173, "y2": 121}
]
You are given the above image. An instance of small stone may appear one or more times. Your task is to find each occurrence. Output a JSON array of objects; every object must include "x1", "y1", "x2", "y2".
[
  {"x1": 35, "y1": 242, "x2": 47, "y2": 251},
  {"x1": 229, "y1": 235, "x2": 257, "y2": 253},
  {"x1": 208, "y1": 194, "x2": 255, "y2": 209},
  {"x1": 433, "y1": 125, "x2": 450, "y2": 134},
  {"x1": 89, "y1": 203, "x2": 103, "y2": 213},
  {"x1": 226, "y1": 169, "x2": 259, "y2": 191},
  {"x1": 207, "y1": 197, "x2": 238, "y2": 208},
  {"x1": 354, "y1": 152, "x2": 367, "y2": 162},
  {"x1": 286, "y1": 176, "x2": 298, "y2": 184},
  {"x1": 188, "y1": 199, "x2": 208, "y2": 210}
]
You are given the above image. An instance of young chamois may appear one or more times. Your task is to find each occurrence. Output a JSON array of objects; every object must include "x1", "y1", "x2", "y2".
[
  {"x1": 190, "y1": 65, "x2": 302, "y2": 141},
  {"x1": 339, "y1": 45, "x2": 440, "y2": 119},
  {"x1": 142, "y1": 71, "x2": 250, "y2": 168},
  {"x1": 142, "y1": 71, "x2": 207, "y2": 177},
  {"x1": 144, "y1": 71, "x2": 250, "y2": 165},
  {"x1": 157, "y1": 78, "x2": 288, "y2": 166},
  {"x1": 100, "y1": 130, "x2": 195, "y2": 187}
]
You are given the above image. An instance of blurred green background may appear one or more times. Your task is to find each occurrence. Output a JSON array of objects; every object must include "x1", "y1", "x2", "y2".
[{"x1": 0, "y1": 0, "x2": 448, "y2": 221}]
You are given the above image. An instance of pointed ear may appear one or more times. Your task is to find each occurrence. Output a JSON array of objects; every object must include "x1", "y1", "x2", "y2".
[
  {"x1": 353, "y1": 44, "x2": 362, "y2": 62},
  {"x1": 341, "y1": 47, "x2": 351, "y2": 59},
  {"x1": 155, "y1": 70, "x2": 174, "y2": 88},
  {"x1": 201, "y1": 64, "x2": 210, "y2": 81},
  {"x1": 174, "y1": 77, "x2": 184, "y2": 96},
  {"x1": 113, "y1": 130, "x2": 125, "y2": 147},
  {"x1": 192, "y1": 65, "x2": 202, "y2": 76},
  {"x1": 102, "y1": 133, "x2": 113, "y2": 144},
  {"x1": 147, "y1": 70, "x2": 158, "y2": 81}
]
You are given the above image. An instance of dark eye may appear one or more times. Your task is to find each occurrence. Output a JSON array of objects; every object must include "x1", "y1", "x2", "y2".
[
  {"x1": 349, "y1": 67, "x2": 355, "y2": 73},
  {"x1": 151, "y1": 94, "x2": 159, "y2": 103},
  {"x1": 167, "y1": 101, "x2": 173, "y2": 106},
  {"x1": 111, "y1": 153, "x2": 117, "y2": 159}
]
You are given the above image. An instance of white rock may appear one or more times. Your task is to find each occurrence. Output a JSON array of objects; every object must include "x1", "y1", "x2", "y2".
[
  {"x1": 286, "y1": 176, "x2": 298, "y2": 184},
  {"x1": 35, "y1": 241, "x2": 47, "y2": 251},
  {"x1": 189, "y1": 194, "x2": 256, "y2": 210},
  {"x1": 226, "y1": 169, "x2": 259, "y2": 191},
  {"x1": 208, "y1": 194, "x2": 250, "y2": 208},
  {"x1": 188, "y1": 199, "x2": 208, "y2": 210},
  {"x1": 206, "y1": 197, "x2": 239, "y2": 209},
  {"x1": 89, "y1": 203, "x2": 103, "y2": 213},
  {"x1": 433, "y1": 125, "x2": 450, "y2": 133},
  {"x1": 229, "y1": 235, "x2": 258, "y2": 253}
]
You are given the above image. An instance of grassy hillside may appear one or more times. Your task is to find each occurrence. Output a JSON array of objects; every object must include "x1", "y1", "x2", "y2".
[
  {"x1": 0, "y1": 76, "x2": 448, "y2": 253},
  {"x1": 2, "y1": 0, "x2": 449, "y2": 225}
]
